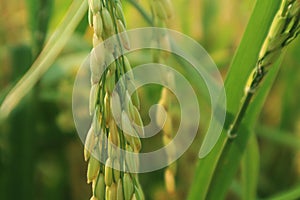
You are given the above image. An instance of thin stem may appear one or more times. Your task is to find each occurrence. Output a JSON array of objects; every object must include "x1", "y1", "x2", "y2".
[
  {"x1": 227, "y1": 0, "x2": 300, "y2": 138},
  {"x1": 127, "y1": 0, "x2": 154, "y2": 26},
  {"x1": 256, "y1": 125, "x2": 300, "y2": 150},
  {"x1": 227, "y1": 91, "x2": 254, "y2": 138},
  {"x1": 0, "y1": 0, "x2": 88, "y2": 122},
  {"x1": 267, "y1": 184, "x2": 300, "y2": 200}
]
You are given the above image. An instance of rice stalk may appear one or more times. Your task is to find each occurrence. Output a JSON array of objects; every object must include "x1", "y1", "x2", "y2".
[
  {"x1": 85, "y1": 1, "x2": 144, "y2": 199},
  {"x1": 295, "y1": 119, "x2": 300, "y2": 176},
  {"x1": 150, "y1": 0, "x2": 178, "y2": 196},
  {"x1": 0, "y1": 0, "x2": 87, "y2": 121},
  {"x1": 228, "y1": 0, "x2": 300, "y2": 138}
]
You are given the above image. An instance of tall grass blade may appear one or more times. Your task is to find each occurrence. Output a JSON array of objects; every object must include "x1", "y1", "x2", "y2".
[
  {"x1": 188, "y1": 1, "x2": 282, "y2": 199},
  {"x1": 266, "y1": 184, "x2": 300, "y2": 200},
  {"x1": 0, "y1": 0, "x2": 87, "y2": 122},
  {"x1": 242, "y1": 134, "x2": 259, "y2": 200}
]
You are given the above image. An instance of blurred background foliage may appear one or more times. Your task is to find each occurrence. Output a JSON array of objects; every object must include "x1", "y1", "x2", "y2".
[{"x1": 0, "y1": 0, "x2": 299, "y2": 199}]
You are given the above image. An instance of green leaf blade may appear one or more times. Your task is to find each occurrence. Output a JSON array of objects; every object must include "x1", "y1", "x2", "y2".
[{"x1": 188, "y1": 0, "x2": 282, "y2": 199}]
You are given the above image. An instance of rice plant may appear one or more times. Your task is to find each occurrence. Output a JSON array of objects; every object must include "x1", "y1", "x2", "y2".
[
  {"x1": 0, "y1": 0, "x2": 299, "y2": 200},
  {"x1": 86, "y1": 1, "x2": 144, "y2": 199}
]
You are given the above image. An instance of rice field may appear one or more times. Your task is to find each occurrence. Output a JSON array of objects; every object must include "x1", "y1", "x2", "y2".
[{"x1": 0, "y1": 0, "x2": 299, "y2": 200}]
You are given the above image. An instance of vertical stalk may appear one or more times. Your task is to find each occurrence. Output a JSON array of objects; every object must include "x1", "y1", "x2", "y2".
[{"x1": 188, "y1": 0, "x2": 282, "y2": 199}]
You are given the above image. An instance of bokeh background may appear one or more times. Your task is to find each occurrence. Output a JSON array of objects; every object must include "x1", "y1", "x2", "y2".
[{"x1": 0, "y1": 0, "x2": 299, "y2": 199}]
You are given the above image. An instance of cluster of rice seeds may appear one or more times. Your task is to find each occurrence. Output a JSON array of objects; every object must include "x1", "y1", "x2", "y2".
[
  {"x1": 245, "y1": 0, "x2": 300, "y2": 94},
  {"x1": 228, "y1": 0, "x2": 300, "y2": 138},
  {"x1": 86, "y1": 0, "x2": 144, "y2": 199},
  {"x1": 150, "y1": 0, "x2": 174, "y2": 60},
  {"x1": 150, "y1": 0, "x2": 174, "y2": 26},
  {"x1": 150, "y1": 0, "x2": 177, "y2": 195},
  {"x1": 156, "y1": 86, "x2": 178, "y2": 195}
]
